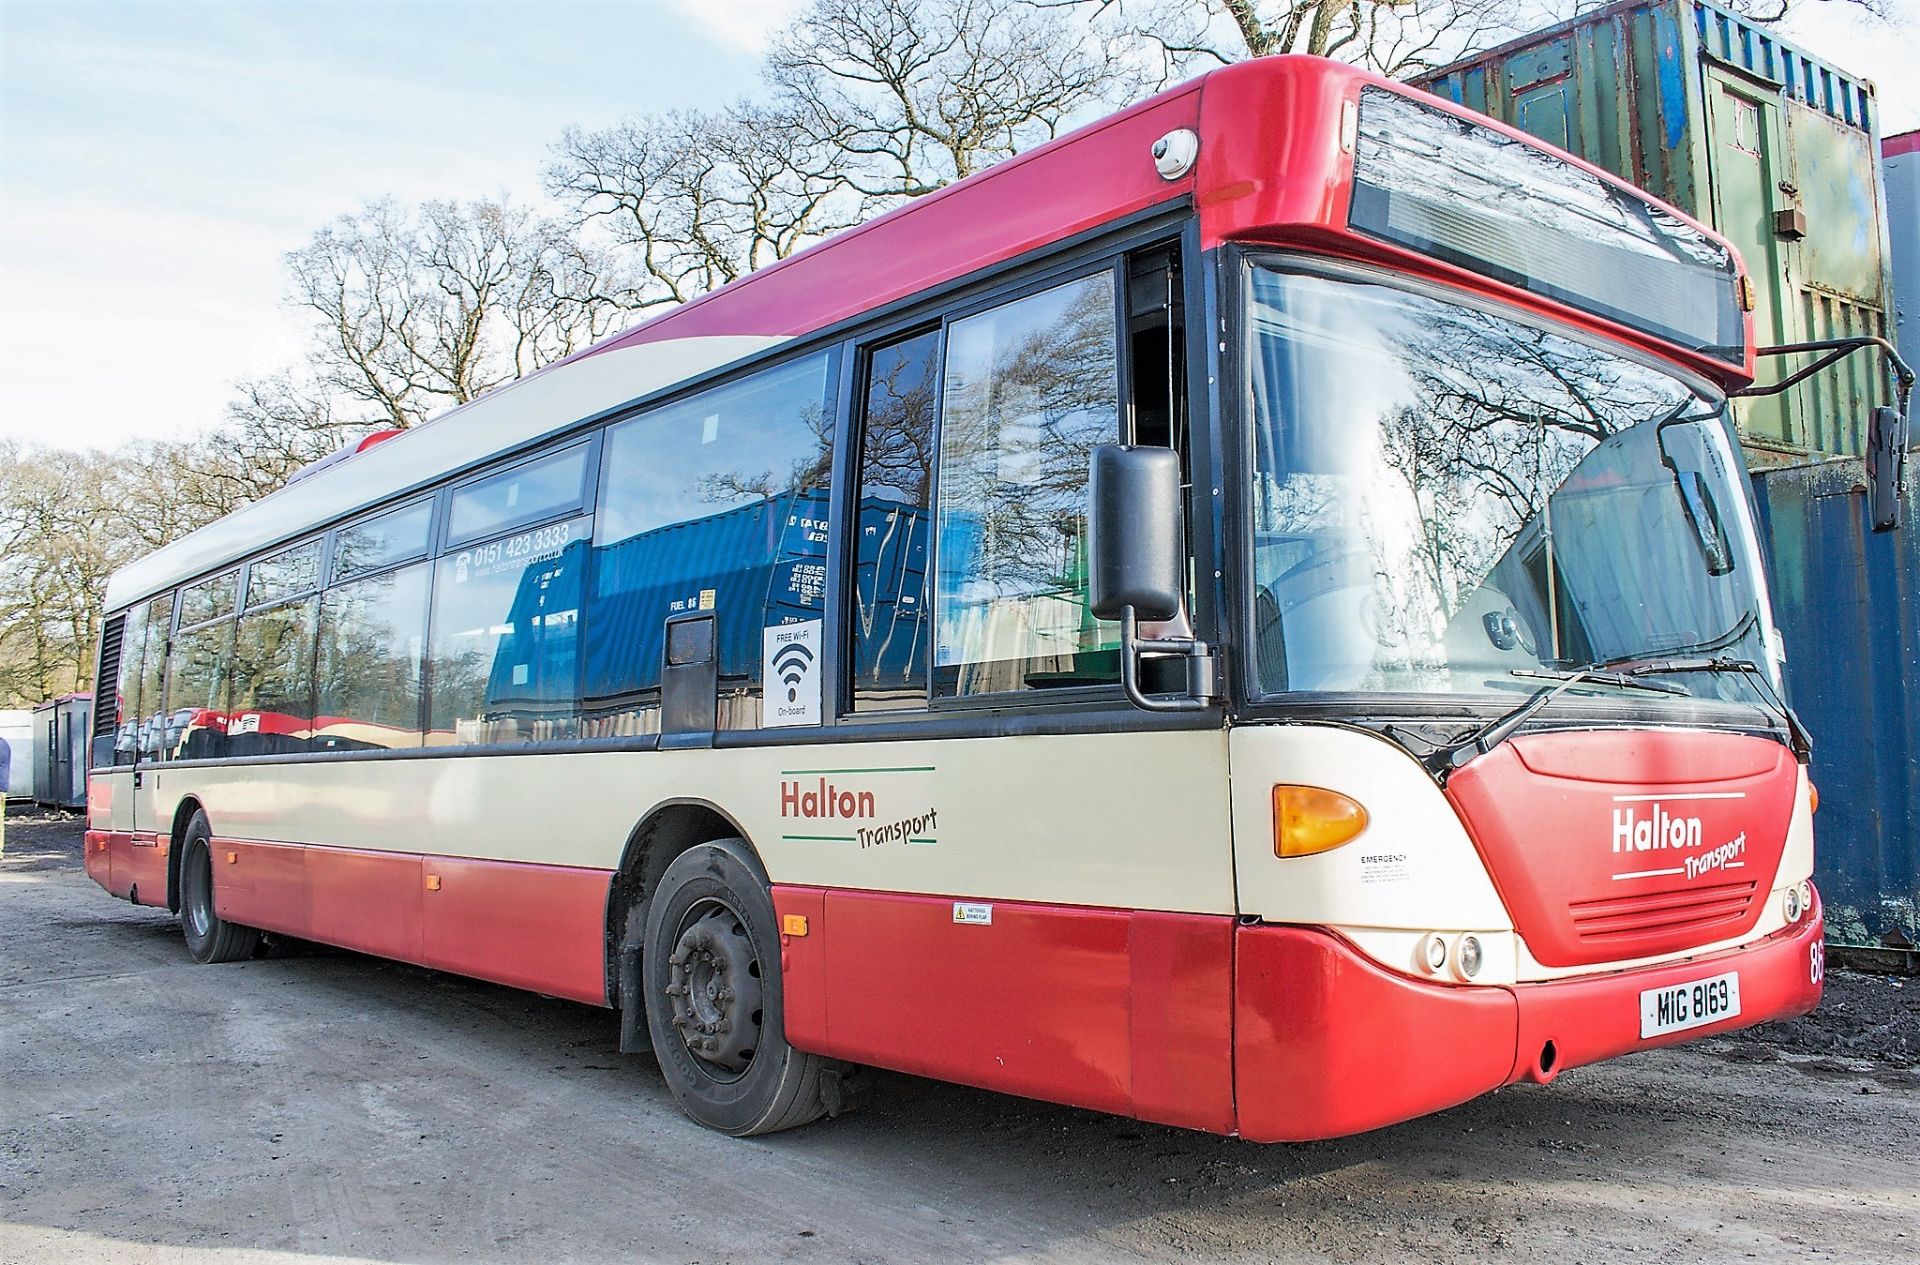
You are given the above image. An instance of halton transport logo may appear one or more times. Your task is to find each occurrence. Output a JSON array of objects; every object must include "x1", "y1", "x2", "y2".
[
  {"x1": 1608, "y1": 793, "x2": 1747, "y2": 882},
  {"x1": 777, "y1": 767, "x2": 940, "y2": 849}
]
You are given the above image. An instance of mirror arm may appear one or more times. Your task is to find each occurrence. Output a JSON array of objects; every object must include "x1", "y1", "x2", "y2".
[
  {"x1": 1119, "y1": 606, "x2": 1217, "y2": 713},
  {"x1": 1734, "y1": 336, "x2": 1915, "y2": 415}
]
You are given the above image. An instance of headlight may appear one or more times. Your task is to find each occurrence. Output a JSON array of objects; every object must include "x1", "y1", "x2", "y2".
[
  {"x1": 1784, "y1": 886, "x2": 1802, "y2": 921},
  {"x1": 1419, "y1": 932, "x2": 1448, "y2": 974}
]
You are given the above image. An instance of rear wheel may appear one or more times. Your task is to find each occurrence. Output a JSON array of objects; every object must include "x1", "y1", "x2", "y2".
[
  {"x1": 642, "y1": 838, "x2": 838, "y2": 1136},
  {"x1": 178, "y1": 812, "x2": 260, "y2": 965}
]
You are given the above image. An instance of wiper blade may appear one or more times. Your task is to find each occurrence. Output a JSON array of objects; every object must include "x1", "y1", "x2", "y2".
[
  {"x1": 1603, "y1": 655, "x2": 1812, "y2": 762},
  {"x1": 1426, "y1": 666, "x2": 1690, "y2": 779}
]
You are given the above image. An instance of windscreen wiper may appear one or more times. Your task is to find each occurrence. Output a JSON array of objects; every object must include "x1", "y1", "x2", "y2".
[
  {"x1": 1426, "y1": 666, "x2": 1689, "y2": 779},
  {"x1": 1594, "y1": 654, "x2": 1812, "y2": 762}
]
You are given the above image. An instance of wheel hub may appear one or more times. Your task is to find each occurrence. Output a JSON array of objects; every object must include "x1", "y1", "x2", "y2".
[{"x1": 664, "y1": 905, "x2": 763, "y2": 1073}]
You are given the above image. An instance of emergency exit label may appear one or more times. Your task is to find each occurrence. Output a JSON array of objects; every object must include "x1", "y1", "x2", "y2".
[{"x1": 763, "y1": 620, "x2": 822, "y2": 728}]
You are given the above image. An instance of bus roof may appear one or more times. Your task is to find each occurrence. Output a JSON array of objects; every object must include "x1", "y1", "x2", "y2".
[{"x1": 105, "y1": 56, "x2": 1746, "y2": 613}]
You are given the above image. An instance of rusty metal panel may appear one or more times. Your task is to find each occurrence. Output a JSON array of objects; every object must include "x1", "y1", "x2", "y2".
[
  {"x1": 1751, "y1": 460, "x2": 1920, "y2": 950},
  {"x1": 1412, "y1": 0, "x2": 1892, "y2": 462}
]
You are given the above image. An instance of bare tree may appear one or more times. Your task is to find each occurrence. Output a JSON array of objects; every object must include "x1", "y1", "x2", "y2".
[
  {"x1": 549, "y1": 103, "x2": 859, "y2": 308},
  {"x1": 769, "y1": 0, "x2": 1140, "y2": 197},
  {"x1": 287, "y1": 196, "x2": 637, "y2": 429}
]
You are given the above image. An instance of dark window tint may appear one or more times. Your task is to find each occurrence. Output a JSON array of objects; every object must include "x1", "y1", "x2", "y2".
[
  {"x1": 247, "y1": 539, "x2": 322, "y2": 609},
  {"x1": 448, "y1": 444, "x2": 588, "y2": 544},
  {"x1": 934, "y1": 273, "x2": 1121, "y2": 696},
  {"x1": 229, "y1": 598, "x2": 318, "y2": 755},
  {"x1": 316, "y1": 562, "x2": 429, "y2": 751},
  {"x1": 586, "y1": 355, "x2": 834, "y2": 735},
  {"x1": 851, "y1": 330, "x2": 940, "y2": 711},
  {"x1": 429, "y1": 517, "x2": 588, "y2": 744},
  {"x1": 135, "y1": 594, "x2": 172, "y2": 761},
  {"x1": 335, "y1": 500, "x2": 432, "y2": 581},
  {"x1": 178, "y1": 569, "x2": 239, "y2": 627},
  {"x1": 165, "y1": 620, "x2": 233, "y2": 760}
]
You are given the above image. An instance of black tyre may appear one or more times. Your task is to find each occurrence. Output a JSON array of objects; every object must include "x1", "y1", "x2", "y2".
[
  {"x1": 642, "y1": 838, "x2": 837, "y2": 1136},
  {"x1": 178, "y1": 812, "x2": 261, "y2": 965}
]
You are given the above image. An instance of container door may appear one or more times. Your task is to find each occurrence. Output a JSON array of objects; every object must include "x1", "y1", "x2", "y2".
[{"x1": 1703, "y1": 68, "x2": 1795, "y2": 452}]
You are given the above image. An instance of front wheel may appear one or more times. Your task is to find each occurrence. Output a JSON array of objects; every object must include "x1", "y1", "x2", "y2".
[
  {"x1": 642, "y1": 838, "x2": 840, "y2": 1135},
  {"x1": 178, "y1": 812, "x2": 260, "y2": 965}
]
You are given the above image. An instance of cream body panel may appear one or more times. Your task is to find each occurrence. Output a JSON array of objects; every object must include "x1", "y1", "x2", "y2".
[
  {"x1": 1228, "y1": 724, "x2": 1512, "y2": 930},
  {"x1": 160, "y1": 727, "x2": 1236, "y2": 914},
  {"x1": 104, "y1": 336, "x2": 787, "y2": 611}
]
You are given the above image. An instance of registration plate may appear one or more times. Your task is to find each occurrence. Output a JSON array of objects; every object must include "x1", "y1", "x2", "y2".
[{"x1": 1640, "y1": 971, "x2": 1741, "y2": 1039}]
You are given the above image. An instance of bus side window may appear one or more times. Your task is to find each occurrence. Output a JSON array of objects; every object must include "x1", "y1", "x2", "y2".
[
  {"x1": 849, "y1": 328, "x2": 941, "y2": 712},
  {"x1": 932, "y1": 271, "x2": 1122, "y2": 697}
]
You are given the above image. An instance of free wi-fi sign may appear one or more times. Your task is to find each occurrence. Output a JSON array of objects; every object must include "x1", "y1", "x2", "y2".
[{"x1": 761, "y1": 619, "x2": 823, "y2": 728}]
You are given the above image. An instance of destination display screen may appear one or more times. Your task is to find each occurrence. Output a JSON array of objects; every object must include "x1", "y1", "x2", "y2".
[{"x1": 1349, "y1": 87, "x2": 1744, "y2": 363}]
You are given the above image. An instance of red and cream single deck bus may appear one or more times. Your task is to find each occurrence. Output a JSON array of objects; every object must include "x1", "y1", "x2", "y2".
[{"x1": 85, "y1": 56, "x2": 1828, "y2": 1141}]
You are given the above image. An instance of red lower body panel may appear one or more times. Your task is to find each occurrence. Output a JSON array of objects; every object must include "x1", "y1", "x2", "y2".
[
  {"x1": 84, "y1": 830, "x2": 168, "y2": 906},
  {"x1": 773, "y1": 887, "x2": 1236, "y2": 1134},
  {"x1": 1233, "y1": 898, "x2": 1825, "y2": 1142},
  {"x1": 777, "y1": 884, "x2": 1823, "y2": 1142},
  {"x1": 199, "y1": 836, "x2": 609, "y2": 1007}
]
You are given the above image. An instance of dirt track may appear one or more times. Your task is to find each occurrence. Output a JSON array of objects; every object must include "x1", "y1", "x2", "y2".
[{"x1": 3, "y1": 807, "x2": 1916, "y2": 1264}]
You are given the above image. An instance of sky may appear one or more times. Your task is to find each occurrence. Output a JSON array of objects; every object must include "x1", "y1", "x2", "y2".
[{"x1": 0, "y1": 0, "x2": 1912, "y2": 455}]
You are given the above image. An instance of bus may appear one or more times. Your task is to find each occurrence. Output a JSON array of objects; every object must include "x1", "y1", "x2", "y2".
[{"x1": 86, "y1": 55, "x2": 1837, "y2": 1142}]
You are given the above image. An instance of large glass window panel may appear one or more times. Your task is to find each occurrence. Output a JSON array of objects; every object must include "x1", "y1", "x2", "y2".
[
  {"x1": 851, "y1": 331, "x2": 939, "y2": 711},
  {"x1": 229, "y1": 598, "x2": 318, "y2": 755},
  {"x1": 335, "y1": 500, "x2": 433, "y2": 582},
  {"x1": 448, "y1": 444, "x2": 589, "y2": 544},
  {"x1": 1245, "y1": 265, "x2": 1772, "y2": 706},
  {"x1": 135, "y1": 594, "x2": 171, "y2": 762},
  {"x1": 934, "y1": 273, "x2": 1121, "y2": 696},
  {"x1": 429, "y1": 517, "x2": 589, "y2": 745},
  {"x1": 316, "y1": 562, "x2": 429, "y2": 751},
  {"x1": 586, "y1": 355, "x2": 834, "y2": 734},
  {"x1": 178, "y1": 570, "x2": 238, "y2": 627},
  {"x1": 111, "y1": 603, "x2": 150, "y2": 766},
  {"x1": 246, "y1": 539, "x2": 322, "y2": 609},
  {"x1": 165, "y1": 620, "x2": 233, "y2": 760}
]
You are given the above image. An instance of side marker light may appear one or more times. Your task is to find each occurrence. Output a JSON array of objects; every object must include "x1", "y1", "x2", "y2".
[
  {"x1": 782, "y1": 914, "x2": 809, "y2": 938},
  {"x1": 1272, "y1": 785, "x2": 1369, "y2": 857}
]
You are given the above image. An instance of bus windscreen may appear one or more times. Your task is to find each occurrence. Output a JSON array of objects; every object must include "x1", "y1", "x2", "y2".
[{"x1": 1349, "y1": 87, "x2": 1744, "y2": 363}]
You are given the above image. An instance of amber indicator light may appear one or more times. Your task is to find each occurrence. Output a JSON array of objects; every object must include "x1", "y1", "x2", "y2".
[{"x1": 1273, "y1": 785, "x2": 1369, "y2": 857}]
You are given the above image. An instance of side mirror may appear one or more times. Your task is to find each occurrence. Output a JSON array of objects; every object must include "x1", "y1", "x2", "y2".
[
  {"x1": 1088, "y1": 444, "x2": 1184, "y2": 622},
  {"x1": 1867, "y1": 404, "x2": 1908, "y2": 533}
]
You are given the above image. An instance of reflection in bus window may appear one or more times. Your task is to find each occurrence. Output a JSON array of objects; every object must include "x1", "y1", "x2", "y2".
[
  {"x1": 246, "y1": 539, "x2": 322, "y2": 609},
  {"x1": 111, "y1": 602, "x2": 149, "y2": 766},
  {"x1": 851, "y1": 330, "x2": 939, "y2": 711},
  {"x1": 448, "y1": 445, "x2": 589, "y2": 545},
  {"x1": 177, "y1": 569, "x2": 239, "y2": 627},
  {"x1": 166, "y1": 619, "x2": 233, "y2": 760},
  {"x1": 135, "y1": 594, "x2": 171, "y2": 762},
  {"x1": 316, "y1": 562, "x2": 429, "y2": 750},
  {"x1": 586, "y1": 355, "x2": 834, "y2": 734},
  {"x1": 934, "y1": 273, "x2": 1121, "y2": 696},
  {"x1": 335, "y1": 500, "x2": 433, "y2": 582},
  {"x1": 229, "y1": 597, "x2": 318, "y2": 755},
  {"x1": 429, "y1": 518, "x2": 589, "y2": 745}
]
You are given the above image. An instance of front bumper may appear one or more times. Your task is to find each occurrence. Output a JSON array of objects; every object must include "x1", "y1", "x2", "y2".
[{"x1": 1233, "y1": 892, "x2": 1825, "y2": 1142}]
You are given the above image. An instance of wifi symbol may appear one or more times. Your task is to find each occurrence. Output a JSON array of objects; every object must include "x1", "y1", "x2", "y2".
[{"x1": 772, "y1": 641, "x2": 815, "y2": 702}]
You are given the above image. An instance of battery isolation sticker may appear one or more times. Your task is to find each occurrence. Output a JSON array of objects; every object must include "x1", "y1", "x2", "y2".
[{"x1": 762, "y1": 619, "x2": 823, "y2": 727}]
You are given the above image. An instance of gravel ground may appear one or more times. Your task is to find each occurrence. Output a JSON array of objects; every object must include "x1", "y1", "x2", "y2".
[{"x1": 3, "y1": 804, "x2": 1916, "y2": 1264}]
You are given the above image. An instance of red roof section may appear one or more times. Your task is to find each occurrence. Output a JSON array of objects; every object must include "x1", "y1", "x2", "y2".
[{"x1": 1887, "y1": 129, "x2": 1920, "y2": 159}]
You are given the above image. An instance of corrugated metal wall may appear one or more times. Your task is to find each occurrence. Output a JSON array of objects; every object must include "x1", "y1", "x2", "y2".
[
  {"x1": 1412, "y1": 0, "x2": 1893, "y2": 464},
  {"x1": 1751, "y1": 460, "x2": 1920, "y2": 948}
]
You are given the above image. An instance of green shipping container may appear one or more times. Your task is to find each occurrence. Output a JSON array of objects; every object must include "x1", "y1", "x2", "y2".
[{"x1": 1413, "y1": 0, "x2": 1894, "y2": 465}]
